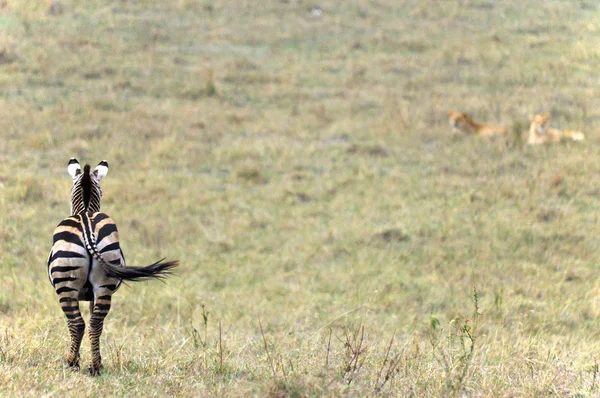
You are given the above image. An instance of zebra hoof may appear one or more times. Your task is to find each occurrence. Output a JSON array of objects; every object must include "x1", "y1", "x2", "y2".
[
  {"x1": 68, "y1": 363, "x2": 80, "y2": 371},
  {"x1": 88, "y1": 364, "x2": 102, "y2": 376},
  {"x1": 66, "y1": 357, "x2": 80, "y2": 370}
]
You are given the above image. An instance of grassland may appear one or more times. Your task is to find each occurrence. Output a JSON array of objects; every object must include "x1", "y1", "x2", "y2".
[{"x1": 2, "y1": 0, "x2": 600, "y2": 396}]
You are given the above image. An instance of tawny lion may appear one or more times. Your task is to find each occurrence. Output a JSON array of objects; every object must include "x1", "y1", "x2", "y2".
[
  {"x1": 527, "y1": 114, "x2": 585, "y2": 145},
  {"x1": 447, "y1": 111, "x2": 508, "y2": 137}
]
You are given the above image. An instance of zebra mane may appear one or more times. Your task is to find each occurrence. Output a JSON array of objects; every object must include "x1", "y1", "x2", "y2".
[{"x1": 70, "y1": 164, "x2": 102, "y2": 215}]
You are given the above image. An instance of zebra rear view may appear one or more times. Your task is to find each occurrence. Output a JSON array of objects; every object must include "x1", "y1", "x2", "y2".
[{"x1": 47, "y1": 158, "x2": 178, "y2": 376}]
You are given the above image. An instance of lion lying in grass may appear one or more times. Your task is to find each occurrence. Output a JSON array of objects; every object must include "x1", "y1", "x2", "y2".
[
  {"x1": 527, "y1": 114, "x2": 585, "y2": 145},
  {"x1": 448, "y1": 111, "x2": 508, "y2": 137}
]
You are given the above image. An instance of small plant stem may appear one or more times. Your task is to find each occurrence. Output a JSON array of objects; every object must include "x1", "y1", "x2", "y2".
[
  {"x1": 325, "y1": 327, "x2": 332, "y2": 368},
  {"x1": 258, "y1": 317, "x2": 276, "y2": 377},
  {"x1": 218, "y1": 320, "x2": 223, "y2": 374},
  {"x1": 375, "y1": 330, "x2": 396, "y2": 390}
]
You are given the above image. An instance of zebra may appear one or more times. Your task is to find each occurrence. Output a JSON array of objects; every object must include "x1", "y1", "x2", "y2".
[{"x1": 47, "y1": 158, "x2": 179, "y2": 375}]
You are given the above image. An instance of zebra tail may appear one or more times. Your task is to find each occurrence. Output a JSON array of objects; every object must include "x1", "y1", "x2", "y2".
[
  {"x1": 98, "y1": 258, "x2": 179, "y2": 282},
  {"x1": 79, "y1": 214, "x2": 179, "y2": 282}
]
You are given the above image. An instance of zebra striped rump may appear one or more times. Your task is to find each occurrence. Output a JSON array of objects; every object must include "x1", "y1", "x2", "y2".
[{"x1": 48, "y1": 212, "x2": 123, "y2": 300}]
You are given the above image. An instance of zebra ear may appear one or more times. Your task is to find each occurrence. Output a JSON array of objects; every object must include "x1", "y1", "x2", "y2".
[
  {"x1": 94, "y1": 160, "x2": 109, "y2": 179},
  {"x1": 67, "y1": 158, "x2": 81, "y2": 178}
]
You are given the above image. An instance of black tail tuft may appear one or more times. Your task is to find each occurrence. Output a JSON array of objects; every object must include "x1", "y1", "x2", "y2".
[{"x1": 102, "y1": 258, "x2": 179, "y2": 282}]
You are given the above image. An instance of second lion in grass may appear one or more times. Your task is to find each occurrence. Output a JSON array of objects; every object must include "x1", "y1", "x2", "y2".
[{"x1": 527, "y1": 114, "x2": 585, "y2": 145}]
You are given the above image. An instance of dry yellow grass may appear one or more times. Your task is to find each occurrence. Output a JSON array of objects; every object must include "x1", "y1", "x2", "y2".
[{"x1": 1, "y1": 0, "x2": 600, "y2": 396}]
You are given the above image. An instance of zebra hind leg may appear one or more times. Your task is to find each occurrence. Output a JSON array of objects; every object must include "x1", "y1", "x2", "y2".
[
  {"x1": 59, "y1": 296, "x2": 85, "y2": 370},
  {"x1": 88, "y1": 292, "x2": 112, "y2": 376}
]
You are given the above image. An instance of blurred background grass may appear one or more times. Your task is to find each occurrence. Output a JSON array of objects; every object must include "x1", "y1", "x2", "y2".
[{"x1": 2, "y1": 0, "x2": 600, "y2": 395}]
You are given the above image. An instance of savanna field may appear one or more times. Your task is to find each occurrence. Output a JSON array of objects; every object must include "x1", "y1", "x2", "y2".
[{"x1": 2, "y1": 0, "x2": 600, "y2": 396}]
